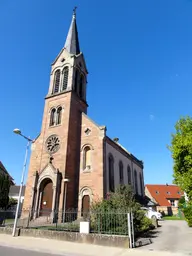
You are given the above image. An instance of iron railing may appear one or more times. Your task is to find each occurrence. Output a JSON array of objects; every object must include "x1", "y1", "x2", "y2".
[{"x1": 0, "y1": 209, "x2": 129, "y2": 235}]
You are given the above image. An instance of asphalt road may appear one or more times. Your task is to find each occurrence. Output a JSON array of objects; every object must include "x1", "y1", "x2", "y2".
[
  {"x1": 0, "y1": 246, "x2": 80, "y2": 256},
  {"x1": 138, "y1": 220, "x2": 192, "y2": 255}
]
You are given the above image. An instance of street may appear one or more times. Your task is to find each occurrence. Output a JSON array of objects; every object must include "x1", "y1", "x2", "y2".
[
  {"x1": 0, "y1": 246, "x2": 81, "y2": 256},
  {"x1": 138, "y1": 220, "x2": 192, "y2": 255}
]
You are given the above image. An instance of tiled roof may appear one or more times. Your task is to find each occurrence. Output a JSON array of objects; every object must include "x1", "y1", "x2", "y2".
[
  {"x1": 145, "y1": 184, "x2": 183, "y2": 207},
  {"x1": 0, "y1": 161, "x2": 14, "y2": 183},
  {"x1": 9, "y1": 185, "x2": 26, "y2": 197}
]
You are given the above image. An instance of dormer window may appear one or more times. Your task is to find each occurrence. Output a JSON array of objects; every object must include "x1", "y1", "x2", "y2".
[
  {"x1": 156, "y1": 191, "x2": 159, "y2": 194},
  {"x1": 167, "y1": 191, "x2": 170, "y2": 195}
]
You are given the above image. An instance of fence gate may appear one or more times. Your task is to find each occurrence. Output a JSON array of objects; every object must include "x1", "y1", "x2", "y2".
[{"x1": 127, "y1": 211, "x2": 135, "y2": 248}]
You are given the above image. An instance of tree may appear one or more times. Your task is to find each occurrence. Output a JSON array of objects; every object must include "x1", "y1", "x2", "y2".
[
  {"x1": 169, "y1": 116, "x2": 192, "y2": 200},
  {"x1": 0, "y1": 174, "x2": 11, "y2": 209},
  {"x1": 7, "y1": 198, "x2": 17, "y2": 209}
]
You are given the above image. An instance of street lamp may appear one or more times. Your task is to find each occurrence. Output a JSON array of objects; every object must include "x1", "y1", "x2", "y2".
[
  {"x1": 63, "y1": 178, "x2": 70, "y2": 222},
  {"x1": 12, "y1": 128, "x2": 33, "y2": 237}
]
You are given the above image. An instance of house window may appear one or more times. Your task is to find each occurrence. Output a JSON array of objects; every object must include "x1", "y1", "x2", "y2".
[
  {"x1": 108, "y1": 154, "x2": 115, "y2": 192},
  {"x1": 127, "y1": 165, "x2": 131, "y2": 185},
  {"x1": 50, "y1": 108, "x2": 56, "y2": 126},
  {"x1": 56, "y1": 107, "x2": 62, "y2": 125},
  {"x1": 170, "y1": 200, "x2": 175, "y2": 206},
  {"x1": 167, "y1": 191, "x2": 170, "y2": 195},
  {"x1": 83, "y1": 146, "x2": 91, "y2": 170},
  {"x1": 134, "y1": 170, "x2": 138, "y2": 194},
  {"x1": 119, "y1": 161, "x2": 124, "y2": 185},
  {"x1": 156, "y1": 191, "x2": 159, "y2": 194},
  {"x1": 53, "y1": 70, "x2": 61, "y2": 93},
  {"x1": 62, "y1": 66, "x2": 69, "y2": 91}
]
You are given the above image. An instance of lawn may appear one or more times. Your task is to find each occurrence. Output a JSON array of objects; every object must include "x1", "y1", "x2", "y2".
[{"x1": 163, "y1": 216, "x2": 185, "y2": 220}]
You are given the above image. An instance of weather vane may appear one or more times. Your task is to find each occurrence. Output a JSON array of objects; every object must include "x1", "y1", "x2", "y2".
[{"x1": 73, "y1": 6, "x2": 77, "y2": 17}]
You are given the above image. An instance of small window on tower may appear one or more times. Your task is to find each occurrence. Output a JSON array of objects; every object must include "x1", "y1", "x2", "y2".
[
  {"x1": 84, "y1": 128, "x2": 91, "y2": 135},
  {"x1": 50, "y1": 108, "x2": 56, "y2": 126},
  {"x1": 56, "y1": 107, "x2": 62, "y2": 125},
  {"x1": 79, "y1": 75, "x2": 84, "y2": 99},
  {"x1": 83, "y1": 146, "x2": 91, "y2": 170},
  {"x1": 62, "y1": 66, "x2": 69, "y2": 91},
  {"x1": 74, "y1": 69, "x2": 79, "y2": 93},
  {"x1": 53, "y1": 70, "x2": 61, "y2": 94}
]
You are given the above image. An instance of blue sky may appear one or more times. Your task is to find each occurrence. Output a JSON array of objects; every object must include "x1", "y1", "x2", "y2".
[{"x1": 0, "y1": 0, "x2": 192, "y2": 185}]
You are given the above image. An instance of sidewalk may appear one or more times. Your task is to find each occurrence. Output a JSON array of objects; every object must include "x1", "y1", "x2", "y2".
[{"x1": 0, "y1": 234, "x2": 184, "y2": 256}]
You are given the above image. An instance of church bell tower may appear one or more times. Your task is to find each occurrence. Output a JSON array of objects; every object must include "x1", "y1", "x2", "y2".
[{"x1": 22, "y1": 9, "x2": 89, "y2": 218}]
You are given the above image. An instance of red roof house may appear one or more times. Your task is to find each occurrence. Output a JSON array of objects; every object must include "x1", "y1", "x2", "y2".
[{"x1": 145, "y1": 184, "x2": 183, "y2": 215}]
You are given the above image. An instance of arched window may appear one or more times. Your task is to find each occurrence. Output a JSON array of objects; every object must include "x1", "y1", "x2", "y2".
[
  {"x1": 83, "y1": 146, "x2": 91, "y2": 170},
  {"x1": 74, "y1": 69, "x2": 79, "y2": 93},
  {"x1": 62, "y1": 67, "x2": 69, "y2": 91},
  {"x1": 56, "y1": 107, "x2": 62, "y2": 125},
  {"x1": 134, "y1": 170, "x2": 138, "y2": 194},
  {"x1": 119, "y1": 161, "x2": 124, "y2": 185},
  {"x1": 79, "y1": 75, "x2": 84, "y2": 99},
  {"x1": 108, "y1": 155, "x2": 115, "y2": 192},
  {"x1": 127, "y1": 165, "x2": 131, "y2": 185},
  {"x1": 50, "y1": 108, "x2": 56, "y2": 126},
  {"x1": 140, "y1": 173, "x2": 143, "y2": 196},
  {"x1": 53, "y1": 70, "x2": 61, "y2": 93}
]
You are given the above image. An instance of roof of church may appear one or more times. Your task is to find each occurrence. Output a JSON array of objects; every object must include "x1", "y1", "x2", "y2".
[
  {"x1": 64, "y1": 10, "x2": 80, "y2": 55},
  {"x1": 106, "y1": 137, "x2": 144, "y2": 168}
]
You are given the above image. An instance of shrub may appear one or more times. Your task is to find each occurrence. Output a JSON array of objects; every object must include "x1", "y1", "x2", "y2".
[
  {"x1": 178, "y1": 196, "x2": 186, "y2": 210},
  {"x1": 183, "y1": 206, "x2": 192, "y2": 227},
  {"x1": 91, "y1": 185, "x2": 152, "y2": 235}
]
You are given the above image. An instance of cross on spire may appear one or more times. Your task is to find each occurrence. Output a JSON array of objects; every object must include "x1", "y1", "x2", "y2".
[{"x1": 73, "y1": 6, "x2": 77, "y2": 18}]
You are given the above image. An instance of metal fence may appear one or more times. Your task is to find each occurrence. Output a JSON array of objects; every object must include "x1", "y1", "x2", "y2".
[{"x1": 0, "y1": 209, "x2": 129, "y2": 235}]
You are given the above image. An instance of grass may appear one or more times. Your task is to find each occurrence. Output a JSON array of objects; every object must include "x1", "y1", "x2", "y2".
[
  {"x1": 163, "y1": 216, "x2": 185, "y2": 220},
  {"x1": 5, "y1": 219, "x2": 14, "y2": 223}
]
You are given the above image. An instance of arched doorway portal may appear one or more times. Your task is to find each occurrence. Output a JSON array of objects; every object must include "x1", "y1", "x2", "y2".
[
  {"x1": 81, "y1": 195, "x2": 90, "y2": 218},
  {"x1": 39, "y1": 178, "x2": 53, "y2": 216}
]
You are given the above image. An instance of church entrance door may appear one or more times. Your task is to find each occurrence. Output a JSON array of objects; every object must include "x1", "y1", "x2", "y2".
[
  {"x1": 40, "y1": 179, "x2": 53, "y2": 216},
  {"x1": 81, "y1": 195, "x2": 90, "y2": 218}
]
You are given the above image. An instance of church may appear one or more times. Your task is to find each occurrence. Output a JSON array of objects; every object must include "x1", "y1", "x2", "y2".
[{"x1": 22, "y1": 10, "x2": 145, "y2": 221}]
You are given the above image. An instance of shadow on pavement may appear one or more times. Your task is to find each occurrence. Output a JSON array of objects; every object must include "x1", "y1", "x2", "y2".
[{"x1": 135, "y1": 227, "x2": 162, "y2": 248}]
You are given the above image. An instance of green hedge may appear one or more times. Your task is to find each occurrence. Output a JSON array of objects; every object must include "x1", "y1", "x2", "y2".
[{"x1": 183, "y1": 206, "x2": 192, "y2": 227}]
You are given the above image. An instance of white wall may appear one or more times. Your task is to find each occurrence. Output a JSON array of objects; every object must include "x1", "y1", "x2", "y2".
[
  {"x1": 105, "y1": 142, "x2": 144, "y2": 196},
  {"x1": 11, "y1": 196, "x2": 24, "y2": 203}
]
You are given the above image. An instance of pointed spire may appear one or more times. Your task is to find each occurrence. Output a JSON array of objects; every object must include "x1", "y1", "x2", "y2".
[{"x1": 64, "y1": 7, "x2": 80, "y2": 55}]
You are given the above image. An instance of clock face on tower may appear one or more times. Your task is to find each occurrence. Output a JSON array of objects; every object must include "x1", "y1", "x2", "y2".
[{"x1": 46, "y1": 135, "x2": 60, "y2": 154}]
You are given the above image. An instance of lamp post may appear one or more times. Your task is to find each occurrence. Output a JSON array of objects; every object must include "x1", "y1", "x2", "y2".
[
  {"x1": 63, "y1": 178, "x2": 70, "y2": 222},
  {"x1": 12, "y1": 128, "x2": 33, "y2": 237}
]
